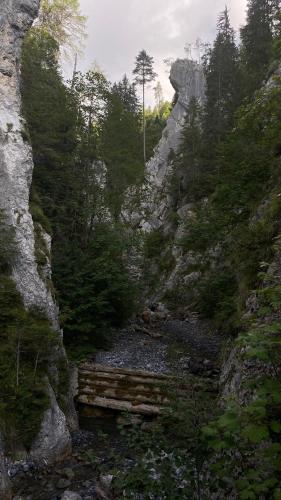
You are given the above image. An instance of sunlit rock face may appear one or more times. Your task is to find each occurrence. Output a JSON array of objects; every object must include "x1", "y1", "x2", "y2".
[
  {"x1": 122, "y1": 59, "x2": 205, "y2": 231},
  {"x1": 0, "y1": 0, "x2": 71, "y2": 467},
  {"x1": 0, "y1": 0, "x2": 60, "y2": 327}
]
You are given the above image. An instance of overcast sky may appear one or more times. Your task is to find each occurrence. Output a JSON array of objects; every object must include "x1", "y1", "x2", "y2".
[{"x1": 75, "y1": 0, "x2": 247, "y2": 106}]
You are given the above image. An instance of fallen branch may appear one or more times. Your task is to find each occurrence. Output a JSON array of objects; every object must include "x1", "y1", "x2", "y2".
[{"x1": 134, "y1": 325, "x2": 162, "y2": 339}]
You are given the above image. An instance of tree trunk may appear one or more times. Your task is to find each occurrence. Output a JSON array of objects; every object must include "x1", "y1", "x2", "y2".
[
  {"x1": 0, "y1": 437, "x2": 11, "y2": 500},
  {"x1": 16, "y1": 337, "x2": 21, "y2": 388},
  {"x1": 34, "y1": 351, "x2": 40, "y2": 380},
  {"x1": 143, "y1": 81, "x2": 146, "y2": 165}
]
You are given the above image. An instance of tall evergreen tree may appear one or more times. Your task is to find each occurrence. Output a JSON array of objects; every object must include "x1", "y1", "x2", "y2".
[
  {"x1": 203, "y1": 8, "x2": 241, "y2": 159},
  {"x1": 100, "y1": 76, "x2": 143, "y2": 217},
  {"x1": 21, "y1": 29, "x2": 78, "y2": 224},
  {"x1": 133, "y1": 50, "x2": 157, "y2": 164},
  {"x1": 22, "y1": 29, "x2": 136, "y2": 350},
  {"x1": 240, "y1": 0, "x2": 281, "y2": 95},
  {"x1": 113, "y1": 75, "x2": 140, "y2": 113}
]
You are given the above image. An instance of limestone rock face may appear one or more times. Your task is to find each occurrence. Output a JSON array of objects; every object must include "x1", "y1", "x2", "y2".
[
  {"x1": 0, "y1": 0, "x2": 59, "y2": 328},
  {"x1": 123, "y1": 59, "x2": 205, "y2": 232},
  {"x1": 121, "y1": 59, "x2": 205, "y2": 292},
  {"x1": 30, "y1": 383, "x2": 72, "y2": 463},
  {"x1": 0, "y1": 0, "x2": 71, "y2": 467}
]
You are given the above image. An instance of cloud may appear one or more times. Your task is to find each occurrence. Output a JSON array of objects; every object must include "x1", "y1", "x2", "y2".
[{"x1": 76, "y1": 0, "x2": 247, "y2": 105}]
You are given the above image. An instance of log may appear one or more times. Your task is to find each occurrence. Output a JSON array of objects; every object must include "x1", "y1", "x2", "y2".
[
  {"x1": 79, "y1": 386, "x2": 169, "y2": 405},
  {"x1": 79, "y1": 370, "x2": 169, "y2": 387},
  {"x1": 79, "y1": 376, "x2": 165, "y2": 394},
  {"x1": 78, "y1": 363, "x2": 190, "y2": 416},
  {"x1": 80, "y1": 363, "x2": 170, "y2": 379},
  {"x1": 134, "y1": 325, "x2": 163, "y2": 339},
  {"x1": 78, "y1": 394, "x2": 162, "y2": 415}
]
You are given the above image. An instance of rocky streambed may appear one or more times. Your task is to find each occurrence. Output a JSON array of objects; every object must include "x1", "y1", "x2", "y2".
[
  {"x1": 95, "y1": 315, "x2": 222, "y2": 377},
  {"x1": 11, "y1": 315, "x2": 223, "y2": 499}
]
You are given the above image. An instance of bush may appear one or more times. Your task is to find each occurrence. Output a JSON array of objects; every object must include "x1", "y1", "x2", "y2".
[
  {"x1": 0, "y1": 214, "x2": 58, "y2": 452},
  {"x1": 54, "y1": 223, "x2": 138, "y2": 349}
]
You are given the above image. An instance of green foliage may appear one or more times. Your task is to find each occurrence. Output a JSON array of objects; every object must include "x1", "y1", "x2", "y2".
[
  {"x1": 202, "y1": 284, "x2": 281, "y2": 497},
  {"x1": 0, "y1": 215, "x2": 58, "y2": 452},
  {"x1": 35, "y1": 0, "x2": 86, "y2": 57},
  {"x1": 203, "y1": 8, "x2": 242, "y2": 160},
  {"x1": 133, "y1": 50, "x2": 157, "y2": 87},
  {"x1": 196, "y1": 269, "x2": 238, "y2": 329},
  {"x1": 100, "y1": 76, "x2": 143, "y2": 217},
  {"x1": 240, "y1": 0, "x2": 281, "y2": 96},
  {"x1": 133, "y1": 49, "x2": 157, "y2": 163},
  {"x1": 54, "y1": 223, "x2": 137, "y2": 348},
  {"x1": 22, "y1": 28, "x2": 139, "y2": 355},
  {"x1": 21, "y1": 28, "x2": 78, "y2": 226},
  {"x1": 177, "y1": 76, "x2": 281, "y2": 331},
  {"x1": 143, "y1": 228, "x2": 168, "y2": 260},
  {"x1": 0, "y1": 211, "x2": 15, "y2": 273},
  {"x1": 114, "y1": 379, "x2": 217, "y2": 499},
  {"x1": 145, "y1": 101, "x2": 171, "y2": 161}
]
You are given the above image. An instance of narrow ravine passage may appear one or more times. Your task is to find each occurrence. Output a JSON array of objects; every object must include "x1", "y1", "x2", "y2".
[{"x1": 11, "y1": 313, "x2": 222, "y2": 499}]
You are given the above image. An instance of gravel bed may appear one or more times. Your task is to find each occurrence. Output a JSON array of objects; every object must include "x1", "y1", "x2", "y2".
[
  {"x1": 94, "y1": 319, "x2": 223, "y2": 376},
  {"x1": 95, "y1": 327, "x2": 169, "y2": 373}
]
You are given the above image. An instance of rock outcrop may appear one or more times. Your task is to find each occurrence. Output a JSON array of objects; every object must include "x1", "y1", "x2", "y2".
[
  {"x1": 122, "y1": 59, "x2": 205, "y2": 297},
  {"x1": 0, "y1": 0, "x2": 59, "y2": 328},
  {"x1": 123, "y1": 59, "x2": 205, "y2": 231},
  {"x1": 0, "y1": 0, "x2": 71, "y2": 476}
]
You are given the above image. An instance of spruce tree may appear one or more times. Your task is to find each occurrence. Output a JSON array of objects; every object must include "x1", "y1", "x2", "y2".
[
  {"x1": 133, "y1": 50, "x2": 157, "y2": 163},
  {"x1": 203, "y1": 7, "x2": 241, "y2": 160},
  {"x1": 113, "y1": 75, "x2": 140, "y2": 113},
  {"x1": 240, "y1": 0, "x2": 281, "y2": 95},
  {"x1": 100, "y1": 76, "x2": 143, "y2": 216}
]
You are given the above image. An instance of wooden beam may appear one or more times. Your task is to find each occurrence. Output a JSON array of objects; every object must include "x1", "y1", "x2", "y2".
[
  {"x1": 79, "y1": 386, "x2": 169, "y2": 405},
  {"x1": 78, "y1": 394, "x2": 162, "y2": 415},
  {"x1": 80, "y1": 363, "x2": 170, "y2": 379}
]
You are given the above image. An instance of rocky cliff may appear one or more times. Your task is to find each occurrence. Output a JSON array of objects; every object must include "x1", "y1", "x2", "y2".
[
  {"x1": 123, "y1": 59, "x2": 205, "y2": 232},
  {"x1": 0, "y1": 0, "x2": 71, "y2": 485},
  {"x1": 0, "y1": 0, "x2": 60, "y2": 327},
  {"x1": 122, "y1": 59, "x2": 205, "y2": 299}
]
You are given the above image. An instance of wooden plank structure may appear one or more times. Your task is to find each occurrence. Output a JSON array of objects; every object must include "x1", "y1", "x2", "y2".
[{"x1": 78, "y1": 363, "x2": 173, "y2": 416}]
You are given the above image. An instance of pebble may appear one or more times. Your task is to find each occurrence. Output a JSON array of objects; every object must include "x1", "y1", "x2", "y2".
[
  {"x1": 61, "y1": 467, "x2": 75, "y2": 480},
  {"x1": 82, "y1": 480, "x2": 92, "y2": 488},
  {"x1": 61, "y1": 491, "x2": 82, "y2": 500},
  {"x1": 99, "y1": 474, "x2": 114, "y2": 489},
  {"x1": 56, "y1": 477, "x2": 72, "y2": 489}
]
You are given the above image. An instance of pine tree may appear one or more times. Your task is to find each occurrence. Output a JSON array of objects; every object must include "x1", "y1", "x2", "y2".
[
  {"x1": 133, "y1": 50, "x2": 157, "y2": 163},
  {"x1": 240, "y1": 0, "x2": 281, "y2": 95}
]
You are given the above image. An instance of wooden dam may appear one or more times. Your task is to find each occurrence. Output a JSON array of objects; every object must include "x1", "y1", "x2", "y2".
[{"x1": 78, "y1": 362, "x2": 173, "y2": 416}]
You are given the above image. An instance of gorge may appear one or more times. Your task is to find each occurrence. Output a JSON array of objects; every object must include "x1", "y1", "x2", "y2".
[{"x1": 0, "y1": 0, "x2": 281, "y2": 498}]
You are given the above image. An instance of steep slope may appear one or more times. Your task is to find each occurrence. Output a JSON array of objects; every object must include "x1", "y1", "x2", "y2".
[
  {"x1": 0, "y1": 0, "x2": 72, "y2": 478},
  {"x1": 123, "y1": 53, "x2": 281, "y2": 495},
  {"x1": 123, "y1": 59, "x2": 205, "y2": 231}
]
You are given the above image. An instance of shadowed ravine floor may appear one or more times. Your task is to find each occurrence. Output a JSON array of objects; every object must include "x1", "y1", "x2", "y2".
[{"x1": 11, "y1": 318, "x2": 222, "y2": 499}]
